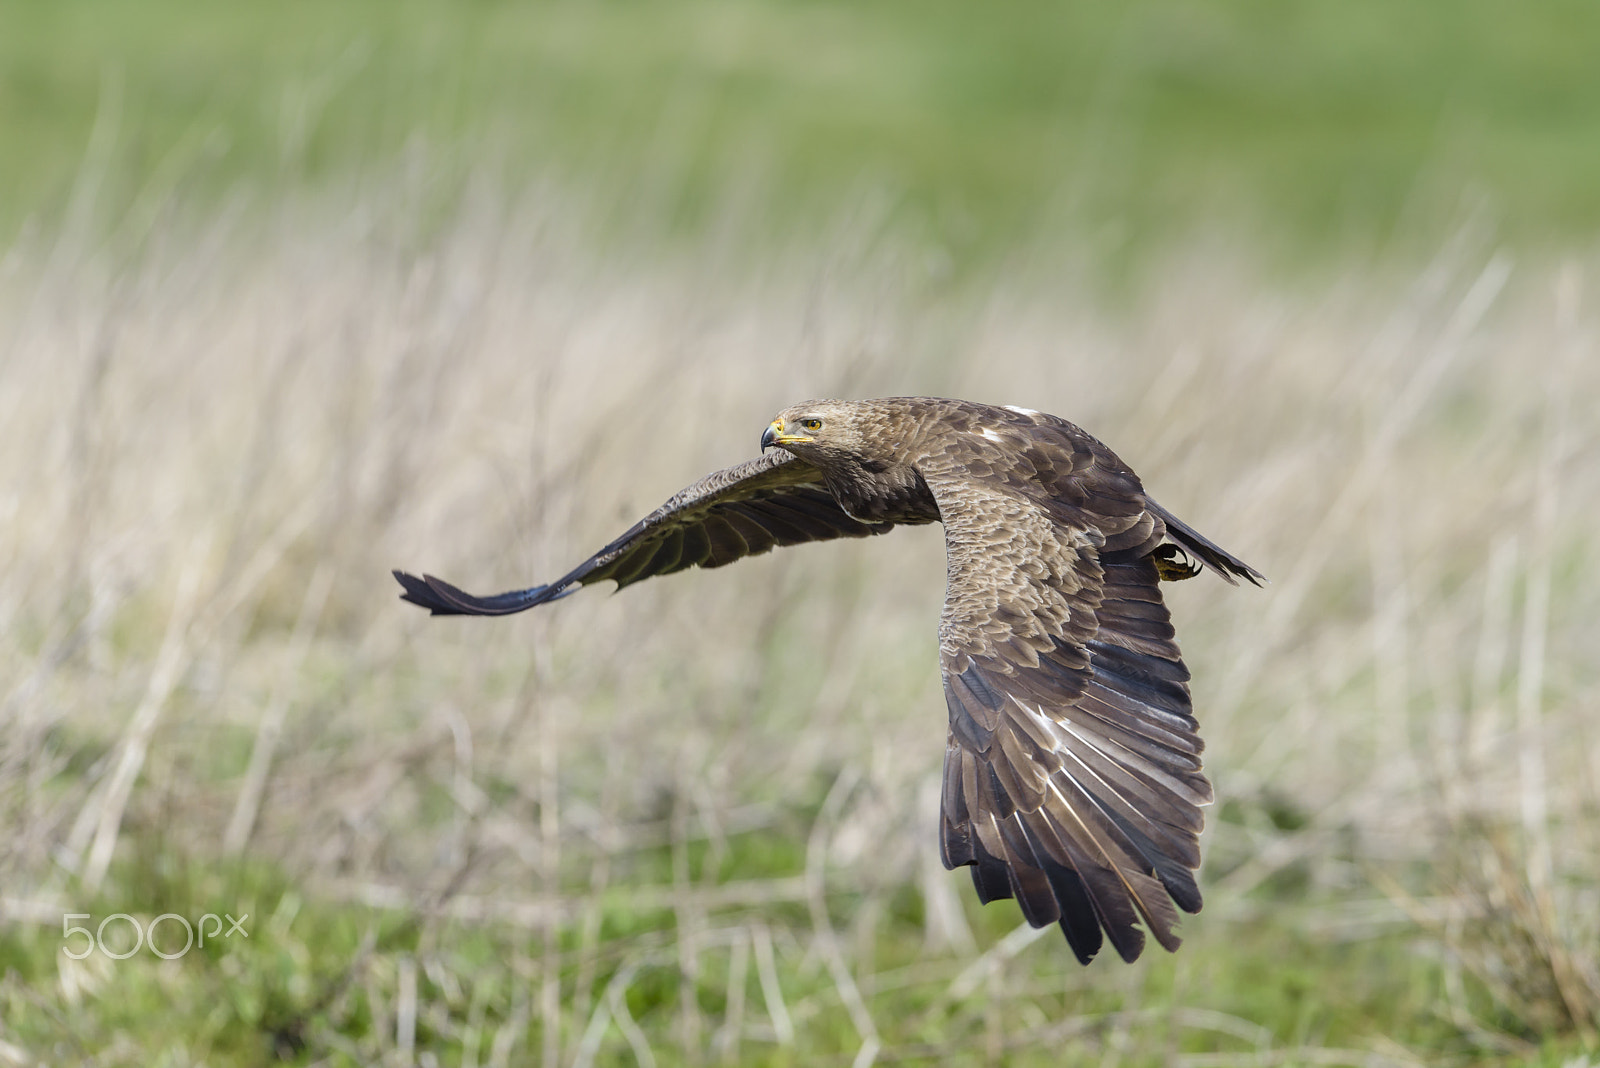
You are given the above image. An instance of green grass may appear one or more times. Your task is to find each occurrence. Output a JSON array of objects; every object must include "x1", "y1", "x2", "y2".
[
  {"x1": 6, "y1": 0, "x2": 1600, "y2": 269},
  {"x1": 0, "y1": 822, "x2": 1529, "y2": 1067},
  {"x1": 7, "y1": 809, "x2": 1597, "y2": 1067}
]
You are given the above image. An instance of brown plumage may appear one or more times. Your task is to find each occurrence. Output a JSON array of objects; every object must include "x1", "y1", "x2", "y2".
[{"x1": 395, "y1": 397, "x2": 1263, "y2": 964}]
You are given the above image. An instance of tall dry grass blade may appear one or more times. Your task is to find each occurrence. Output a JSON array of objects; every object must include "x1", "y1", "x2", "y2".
[
  {"x1": 526, "y1": 656, "x2": 563, "y2": 1068},
  {"x1": 486, "y1": 982, "x2": 529, "y2": 1068},
  {"x1": 570, "y1": 815, "x2": 614, "y2": 1036},
  {"x1": 396, "y1": 953, "x2": 418, "y2": 1062},
  {"x1": 442, "y1": 702, "x2": 480, "y2": 863},
  {"x1": 713, "y1": 928, "x2": 750, "y2": 1064},
  {"x1": 1515, "y1": 264, "x2": 1578, "y2": 884},
  {"x1": 672, "y1": 781, "x2": 706, "y2": 1064},
  {"x1": 805, "y1": 768, "x2": 880, "y2": 1066},
  {"x1": 608, "y1": 957, "x2": 660, "y2": 1068},
  {"x1": 1514, "y1": 301, "x2": 1569, "y2": 893},
  {"x1": 461, "y1": 982, "x2": 490, "y2": 1068},
  {"x1": 223, "y1": 562, "x2": 332, "y2": 856},
  {"x1": 72, "y1": 538, "x2": 207, "y2": 889},
  {"x1": 751, "y1": 924, "x2": 795, "y2": 1047},
  {"x1": 1467, "y1": 536, "x2": 1518, "y2": 771},
  {"x1": 1515, "y1": 546, "x2": 1552, "y2": 891},
  {"x1": 1511, "y1": 267, "x2": 1598, "y2": 1041},
  {"x1": 571, "y1": 981, "x2": 614, "y2": 1068},
  {"x1": 1367, "y1": 498, "x2": 1412, "y2": 770}
]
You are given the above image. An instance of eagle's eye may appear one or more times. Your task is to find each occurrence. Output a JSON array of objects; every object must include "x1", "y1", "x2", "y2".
[{"x1": 800, "y1": 417, "x2": 823, "y2": 432}]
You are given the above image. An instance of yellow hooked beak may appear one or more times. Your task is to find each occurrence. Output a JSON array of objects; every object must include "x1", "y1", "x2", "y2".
[{"x1": 760, "y1": 418, "x2": 813, "y2": 449}]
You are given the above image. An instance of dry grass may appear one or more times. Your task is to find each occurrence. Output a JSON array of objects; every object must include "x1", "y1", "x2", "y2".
[{"x1": 0, "y1": 181, "x2": 1597, "y2": 1064}]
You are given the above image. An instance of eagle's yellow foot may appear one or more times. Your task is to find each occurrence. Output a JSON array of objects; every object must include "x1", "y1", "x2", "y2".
[{"x1": 1151, "y1": 544, "x2": 1202, "y2": 582}]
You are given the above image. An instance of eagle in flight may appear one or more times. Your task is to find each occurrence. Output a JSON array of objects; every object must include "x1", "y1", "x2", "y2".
[{"x1": 395, "y1": 397, "x2": 1262, "y2": 964}]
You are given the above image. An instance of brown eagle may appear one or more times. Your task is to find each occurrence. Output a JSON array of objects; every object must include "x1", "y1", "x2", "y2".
[{"x1": 395, "y1": 397, "x2": 1262, "y2": 964}]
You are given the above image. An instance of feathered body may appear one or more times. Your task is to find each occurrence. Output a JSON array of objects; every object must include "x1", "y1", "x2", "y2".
[{"x1": 396, "y1": 397, "x2": 1262, "y2": 963}]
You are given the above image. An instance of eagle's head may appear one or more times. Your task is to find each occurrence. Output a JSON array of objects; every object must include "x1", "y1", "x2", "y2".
[{"x1": 760, "y1": 399, "x2": 880, "y2": 463}]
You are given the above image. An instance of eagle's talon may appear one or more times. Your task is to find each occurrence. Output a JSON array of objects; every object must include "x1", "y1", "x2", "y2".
[{"x1": 1151, "y1": 544, "x2": 1202, "y2": 582}]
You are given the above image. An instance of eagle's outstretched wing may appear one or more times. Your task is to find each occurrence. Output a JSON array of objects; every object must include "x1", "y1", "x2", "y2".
[
  {"x1": 923, "y1": 411, "x2": 1214, "y2": 964},
  {"x1": 395, "y1": 450, "x2": 909, "y2": 615}
]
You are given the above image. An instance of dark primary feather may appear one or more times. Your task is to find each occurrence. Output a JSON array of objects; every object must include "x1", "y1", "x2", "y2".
[
  {"x1": 396, "y1": 397, "x2": 1263, "y2": 964},
  {"x1": 393, "y1": 570, "x2": 576, "y2": 615}
]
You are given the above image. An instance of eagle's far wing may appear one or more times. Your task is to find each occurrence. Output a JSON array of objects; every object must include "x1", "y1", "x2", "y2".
[
  {"x1": 395, "y1": 450, "x2": 898, "y2": 616},
  {"x1": 924, "y1": 464, "x2": 1211, "y2": 965}
]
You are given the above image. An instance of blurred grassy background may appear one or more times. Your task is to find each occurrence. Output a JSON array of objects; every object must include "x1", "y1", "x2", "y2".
[
  {"x1": 6, "y1": 0, "x2": 1600, "y2": 271},
  {"x1": 2, "y1": 2, "x2": 1599, "y2": 1066}
]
